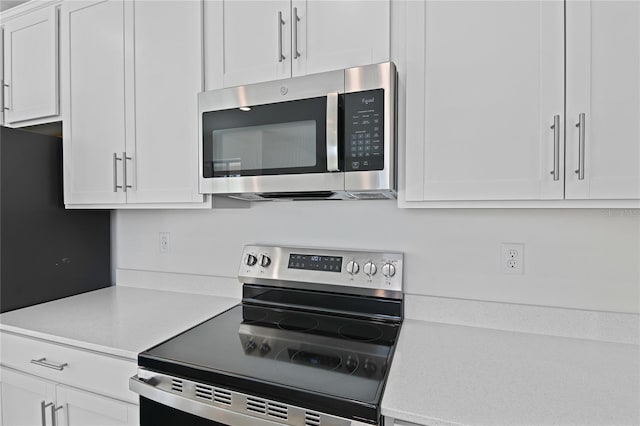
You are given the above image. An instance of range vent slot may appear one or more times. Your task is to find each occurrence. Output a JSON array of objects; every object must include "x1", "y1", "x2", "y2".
[
  {"x1": 266, "y1": 401, "x2": 288, "y2": 420},
  {"x1": 171, "y1": 379, "x2": 183, "y2": 393},
  {"x1": 194, "y1": 384, "x2": 213, "y2": 401},
  {"x1": 246, "y1": 396, "x2": 267, "y2": 415},
  {"x1": 213, "y1": 388, "x2": 232, "y2": 406},
  {"x1": 305, "y1": 411, "x2": 321, "y2": 426}
]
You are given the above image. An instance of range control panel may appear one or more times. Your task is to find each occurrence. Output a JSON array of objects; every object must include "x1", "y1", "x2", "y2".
[
  {"x1": 239, "y1": 245, "x2": 403, "y2": 298},
  {"x1": 344, "y1": 89, "x2": 385, "y2": 172}
]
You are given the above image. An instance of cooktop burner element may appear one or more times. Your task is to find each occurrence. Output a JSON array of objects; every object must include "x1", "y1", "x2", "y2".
[
  {"x1": 132, "y1": 245, "x2": 403, "y2": 426},
  {"x1": 277, "y1": 315, "x2": 320, "y2": 332}
]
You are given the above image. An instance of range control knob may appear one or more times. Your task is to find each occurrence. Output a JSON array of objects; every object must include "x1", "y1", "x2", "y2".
[
  {"x1": 346, "y1": 260, "x2": 360, "y2": 275},
  {"x1": 245, "y1": 339, "x2": 257, "y2": 353},
  {"x1": 246, "y1": 254, "x2": 258, "y2": 266},
  {"x1": 345, "y1": 356, "x2": 358, "y2": 373},
  {"x1": 259, "y1": 342, "x2": 271, "y2": 355},
  {"x1": 363, "y1": 359, "x2": 377, "y2": 376},
  {"x1": 363, "y1": 262, "x2": 377, "y2": 276},
  {"x1": 259, "y1": 254, "x2": 271, "y2": 268},
  {"x1": 381, "y1": 262, "x2": 396, "y2": 278}
]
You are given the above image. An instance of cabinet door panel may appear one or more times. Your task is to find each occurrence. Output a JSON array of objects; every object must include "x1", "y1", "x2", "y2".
[
  {"x1": 221, "y1": 0, "x2": 291, "y2": 87},
  {"x1": 405, "y1": 0, "x2": 564, "y2": 201},
  {"x1": 0, "y1": 368, "x2": 56, "y2": 426},
  {"x1": 291, "y1": 0, "x2": 389, "y2": 77},
  {"x1": 62, "y1": 0, "x2": 127, "y2": 205},
  {"x1": 126, "y1": 0, "x2": 204, "y2": 204},
  {"x1": 57, "y1": 385, "x2": 139, "y2": 426},
  {"x1": 2, "y1": 6, "x2": 58, "y2": 124},
  {"x1": 566, "y1": 0, "x2": 640, "y2": 199}
]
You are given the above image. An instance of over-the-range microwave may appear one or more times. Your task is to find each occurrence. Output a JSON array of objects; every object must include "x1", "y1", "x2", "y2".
[{"x1": 198, "y1": 62, "x2": 397, "y2": 201}]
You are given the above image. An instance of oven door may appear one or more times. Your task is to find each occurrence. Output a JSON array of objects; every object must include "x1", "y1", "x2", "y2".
[{"x1": 199, "y1": 70, "x2": 345, "y2": 196}]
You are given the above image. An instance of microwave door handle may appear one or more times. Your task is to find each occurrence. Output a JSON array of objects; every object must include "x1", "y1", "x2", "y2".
[{"x1": 326, "y1": 92, "x2": 339, "y2": 172}]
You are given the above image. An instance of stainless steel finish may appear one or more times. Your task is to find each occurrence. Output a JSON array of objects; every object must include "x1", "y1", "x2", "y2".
[
  {"x1": 346, "y1": 260, "x2": 359, "y2": 275},
  {"x1": 131, "y1": 370, "x2": 360, "y2": 426},
  {"x1": 123, "y1": 152, "x2": 133, "y2": 192},
  {"x1": 1, "y1": 79, "x2": 4, "y2": 114},
  {"x1": 575, "y1": 113, "x2": 586, "y2": 180},
  {"x1": 381, "y1": 263, "x2": 396, "y2": 278},
  {"x1": 550, "y1": 115, "x2": 560, "y2": 181},
  {"x1": 198, "y1": 62, "x2": 397, "y2": 199},
  {"x1": 326, "y1": 92, "x2": 339, "y2": 172},
  {"x1": 31, "y1": 357, "x2": 68, "y2": 371},
  {"x1": 239, "y1": 245, "x2": 403, "y2": 299},
  {"x1": 363, "y1": 261, "x2": 377, "y2": 276},
  {"x1": 51, "y1": 405, "x2": 63, "y2": 426},
  {"x1": 113, "y1": 153, "x2": 123, "y2": 192},
  {"x1": 344, "y1": 62, "x2": 396, "y2": 194},
  {"x1": 293, "y1": 7, "x2": 300, "y2": 59},
  {"x1": 41, "y1": 401, "x2": 53, "y2": 426},
  {"x1": 277, "y1": 11, "x2": 285, "y2": 63},
  {"x1": 3, "y1": 82, "x2": 10, "y2": 111}
]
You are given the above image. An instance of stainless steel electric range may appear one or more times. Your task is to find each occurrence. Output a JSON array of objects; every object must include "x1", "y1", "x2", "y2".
[{"x1": 130, "y1": 245, "x2": 403, "y2": 426}]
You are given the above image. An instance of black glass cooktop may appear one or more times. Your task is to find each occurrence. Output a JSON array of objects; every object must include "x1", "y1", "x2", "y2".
[{"x1": 139, "y1": 304, "x2": 401, "y2": 422}]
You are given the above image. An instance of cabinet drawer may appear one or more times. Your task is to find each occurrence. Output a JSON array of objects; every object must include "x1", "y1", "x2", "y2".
[{"x1": 0, "y1": 331, "x2": 138, "y2": 404}]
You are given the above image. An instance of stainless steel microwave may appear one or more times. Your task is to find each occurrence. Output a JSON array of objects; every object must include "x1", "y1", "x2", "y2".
[{"x1": 198, "y1": 62, "x2": 397, "y2": 201}]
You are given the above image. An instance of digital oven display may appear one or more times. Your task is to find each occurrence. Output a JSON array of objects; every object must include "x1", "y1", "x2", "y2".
[{"x1": 288, "y1": 254, "x2": 343, "y2": 272}]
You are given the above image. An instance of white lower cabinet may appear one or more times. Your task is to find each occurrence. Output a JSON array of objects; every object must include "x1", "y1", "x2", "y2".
[
  {"x1": 0, "y1": 369, "x2": 138, "y2": 426},
  {"x1": 0, "y1": 331, "x2": 139, "y2": 426}
]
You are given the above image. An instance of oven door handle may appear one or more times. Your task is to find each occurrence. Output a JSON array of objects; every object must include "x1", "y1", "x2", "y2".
[
  {"x1": 129, "y1": 375, "x2": 284, "y2": 426},
  {"x1": 326, "y1": 92, "x2": 340, "y2": 172}
]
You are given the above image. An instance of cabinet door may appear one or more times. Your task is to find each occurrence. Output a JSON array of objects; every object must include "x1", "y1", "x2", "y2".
[
  {"x1": 2, "y1": 6, "x2": 58, "y2": 124},
  {"x1": 218, "y1": 0, "x2": 291, "y2": 87},
  {"x1": 404, "y1": 0, "x2": 564, "y2": 201},
  {"x1": 291, "y1": 0, "x2": 389, "y2": 77},
  {"x1": 1, "y1": 26, "x2": 5, "y2": 126},
  {"x1": 125, "y1": 0, "x2": 204, "y2": 204},
  {"x1": 62, "y1": 0, "x2": 127, "y2": 205},
  {"x1": 56, "y1": 385, "x2": 139, "y2": 426},
  {"x1": 0, "y1": 368, "x2": 56, "y2": 426},
  {"x1": 565, "y1": 1, "x2": 640, "y2": 199}
]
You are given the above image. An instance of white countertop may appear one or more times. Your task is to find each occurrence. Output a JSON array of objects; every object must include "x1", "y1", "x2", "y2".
[
  {"x1": 0, "y1": 286, "x2": 239, "y2": 360},
  {"x1": 382, "y1": 319, "x2": 640, "y2": 426}
]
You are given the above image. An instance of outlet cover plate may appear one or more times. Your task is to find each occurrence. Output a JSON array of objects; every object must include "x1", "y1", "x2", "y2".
[{"x1": 501, "y1": 243, "x2": 524, "y2": 275}]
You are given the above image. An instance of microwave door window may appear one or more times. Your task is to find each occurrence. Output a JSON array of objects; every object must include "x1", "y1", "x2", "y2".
[
  {"x1": 202, "y1": 96, "x2": 328, "y2": 178},
  {"x1": 211, "y1": 121, "x2": 316, "y2": 177}
]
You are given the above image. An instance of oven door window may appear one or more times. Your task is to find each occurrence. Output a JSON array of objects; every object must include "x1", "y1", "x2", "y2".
[{"x1": 202, "y1": 97, "x2": 328, "y2": 178}]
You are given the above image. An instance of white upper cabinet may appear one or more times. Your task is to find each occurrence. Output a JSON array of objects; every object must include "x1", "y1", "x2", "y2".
[
  {"x1": 217, "y1": 0, "x2": 291, "y2": 88},
  {"x1": 2, "y1": 5, "x2": 59, "y2": 125},
  {"x1": 565, "y1": 0, "x2": 640, "y2": 200},
  {"x1": 62, "y1": 0, "x2": 206, "y2": 208},
  {"x1": 62, "y1": 0, "x2": 127, "y2": 205},
  {"x1": 404, "y1": 0, "x2": 564, "y2": 201},
  {"x1": 204, "y1": 0, "x2": 390, "y2": 90},
  {"x1": 291, "y1": 0, "x2": 389, "y2": 77},
  {"x1": 126, "y1": 0, "x2": 204, "y2": 204},
  {"x1": 402, "y1": 0, "x2": 639, "y2": 205}
]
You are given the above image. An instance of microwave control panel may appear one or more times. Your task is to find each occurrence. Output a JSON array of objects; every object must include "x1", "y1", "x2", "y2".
[{"x1": 344, "y1": 89, "x2": 384, "y2": 172}]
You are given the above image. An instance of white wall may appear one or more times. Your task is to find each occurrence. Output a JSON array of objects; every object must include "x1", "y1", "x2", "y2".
[{"x1": 114, "y1": 203, "x2": 640, "y2": 314}]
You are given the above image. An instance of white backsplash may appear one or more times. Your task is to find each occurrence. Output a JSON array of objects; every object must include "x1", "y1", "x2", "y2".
[{"x1": 114, "y1": 202, "x2": 640, "y2": 314}]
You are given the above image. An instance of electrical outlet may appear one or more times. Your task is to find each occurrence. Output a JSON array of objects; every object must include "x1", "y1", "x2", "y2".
[
  {"x1": 501, "y1": 243, "x2": 524, "y2": 274},
  {"x1": 159, "y1": 232, "x2": 170, "y2": 253}
]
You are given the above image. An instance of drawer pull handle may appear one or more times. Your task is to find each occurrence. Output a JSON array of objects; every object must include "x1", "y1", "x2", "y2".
[{"x1": 31, "y1": 357, "x2": 68, "y2": 371}]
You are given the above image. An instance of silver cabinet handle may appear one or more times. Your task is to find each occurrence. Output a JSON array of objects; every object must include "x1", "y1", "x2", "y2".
[
  {"x1": 550, "y1": 114, "x2": 560, "y2": 181},
  {"x1": 123, "y1": 152, "x2": 133, "y2": 192},
  {"x1": 3, "y1": 82, "x2": 10, "y2": 111},
  {"x1": 575, "y1": 113, "x2": 586, "y2": 180},
  {"x1": 113, "y1": 153, "x2": 123, "y2": 192},
  {"x1": 293, "y1": 7, "x2": 300, "y2": 59},
  {"x1": 51, "y1": 405, "x2": 63, "y2": 426},
  {"x1": 1, "y1": 79, "x2": 5, "y2": 113},
  {"x1": 41, "y1": 401, "x2": 53, "y2": 426},
  {"x1": 31, "y1": 357, "x2": 68, "y2": 371},
  {"x1": 277, "y1": 11, "x2": 285, "y2": 62},
  {"x1": 326, "y1": 92, "x2": 339, "y2": 172}
]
